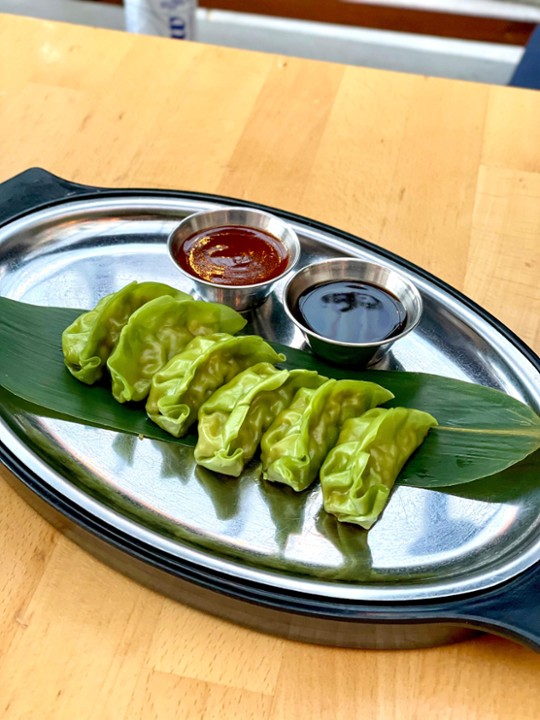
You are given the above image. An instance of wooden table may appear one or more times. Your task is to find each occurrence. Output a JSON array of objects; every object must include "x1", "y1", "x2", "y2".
[{"x1": 0, "y1": 12, "x2": 539, "y2": 719}]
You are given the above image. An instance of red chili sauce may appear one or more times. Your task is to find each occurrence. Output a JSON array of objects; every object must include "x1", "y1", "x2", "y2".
[{"x1": 176, "y1": 225, "x2": 289, "y2": 286}]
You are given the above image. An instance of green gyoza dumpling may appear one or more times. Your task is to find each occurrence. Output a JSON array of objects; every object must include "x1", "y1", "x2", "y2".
[
  {"x1": 260, "y1": 379, "x2": 394, "y2": 492},
  {"x1": 195, "y1": 363, "x2": 326, "y2": 477},
  {"x1": 146, "y1": 333, "x2": 286, "y2": 437},
  {"x1": 62, "y1": 281, "x2": 190, "y2": 384},
  {"x1": 107, "y1": 295, "x2": 246, "y2": 403},
  {"x1": 320, "y1": 407, "x2": 438, "y2": 529}
]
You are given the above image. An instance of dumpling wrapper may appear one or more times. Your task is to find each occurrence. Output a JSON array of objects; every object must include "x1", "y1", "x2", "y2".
[
  {"x1": 195, "y1": 363, "x2": 326, "y2": 477},
  {"x1": 260, "y1": 379, "x2": 394, "y2": 491},
  {"x1": 62, "y1": 281, "x2": 190, "y2": 384},
  {"x1": 320, "y1": 407, "x2": 438, "y2": 529},
  {"x1": 146, "y1": 333, "x2": 286, "y2": 437},
  {"x1": 107, "y1": 295, "x2": 246, "y2": 403}
]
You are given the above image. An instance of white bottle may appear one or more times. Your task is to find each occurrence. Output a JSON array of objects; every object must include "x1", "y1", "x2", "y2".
[{"x1": 125, "y1": 0, "x2": 197, "y2": 40}]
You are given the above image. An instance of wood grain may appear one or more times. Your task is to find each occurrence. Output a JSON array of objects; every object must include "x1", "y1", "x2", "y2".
[{"x1": 0, "y1": 13, "x2": 539, "y2": 720}]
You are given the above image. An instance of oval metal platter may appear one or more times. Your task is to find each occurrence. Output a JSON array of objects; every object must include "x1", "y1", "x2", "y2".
[{"x1": 0, "y1": 171, "x2": 539, "y2": 637}]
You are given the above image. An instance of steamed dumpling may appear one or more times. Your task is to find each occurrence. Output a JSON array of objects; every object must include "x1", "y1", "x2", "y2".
[
  {"x1": 195, "y1": 363, "x2": 326, "y2": 476},
  {"x1": 107, "y1": 295, "x2": 246, "y2": 403},
  {"x1": 62, "y1": 281, "x2": 190, "y2": 384},
  {"x1": 260, "y1": 379, "x2": 394, "y2": 491},
  {"x1": 320, "y1": 407, "x2": 438, "y2": 529},
  {"x1": 146, "y1": 333, "x2": 286, "y2": 437}
]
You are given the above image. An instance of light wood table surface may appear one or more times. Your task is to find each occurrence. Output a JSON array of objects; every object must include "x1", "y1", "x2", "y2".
[{"x1": 0, "y1": 12, "x2": 539, "y2": 720}]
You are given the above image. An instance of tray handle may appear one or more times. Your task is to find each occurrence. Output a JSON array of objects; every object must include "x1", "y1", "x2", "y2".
[
  {"x1": 0, "y1": 168, "x2": 103, "y2": 227},
  {"x1": 439, "y1": 563, "x2": 540, "y2": 651}
]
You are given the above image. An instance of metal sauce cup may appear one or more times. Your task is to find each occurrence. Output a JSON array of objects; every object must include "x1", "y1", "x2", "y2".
[
  {"x1": 283, "y1": 258, "x2": 423, "y2": 367},
  {"x1": 168, "y1": 207, "x2": 301, "y2": 312}
]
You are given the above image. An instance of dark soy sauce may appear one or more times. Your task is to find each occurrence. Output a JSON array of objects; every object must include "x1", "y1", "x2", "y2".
[{"x1": 296, "y1": 280, "x2": 407, "y2": 344}]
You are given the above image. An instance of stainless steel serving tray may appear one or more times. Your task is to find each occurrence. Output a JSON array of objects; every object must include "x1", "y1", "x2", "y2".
[{"x1": 0, "y1": 169, "x2": 539, "y2": 651}]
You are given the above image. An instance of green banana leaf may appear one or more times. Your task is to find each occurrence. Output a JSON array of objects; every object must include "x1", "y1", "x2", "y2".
[{"x1": 0, "y1": 296, "x2": 539, "y2": 489}]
